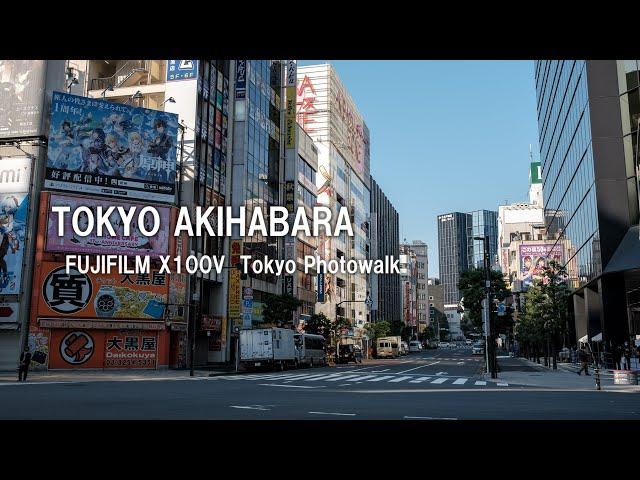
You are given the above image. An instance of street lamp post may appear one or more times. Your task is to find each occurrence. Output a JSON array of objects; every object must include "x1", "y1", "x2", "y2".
[{"x1": 474, "y1": 235, "x2": 497, "y2": 379}]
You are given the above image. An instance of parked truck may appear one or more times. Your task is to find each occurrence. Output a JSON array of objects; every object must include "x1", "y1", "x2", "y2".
[{"x1": 239, "y1": 328, "x2": 298, "y2": 371}]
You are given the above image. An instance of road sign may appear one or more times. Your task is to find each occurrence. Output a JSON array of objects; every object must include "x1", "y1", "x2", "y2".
[
  {"x1": 497, "y1": 302, "x2": 506, "y2": 316},
  {"x1": 243, "y1": 287, "x2": 253, "y2": 300},
  {"x1": 0, "y1": 303, "x2": 18, "y2": 323}
]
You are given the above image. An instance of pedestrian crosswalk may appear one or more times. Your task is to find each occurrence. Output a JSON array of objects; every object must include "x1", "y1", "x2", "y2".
[{"x1": 209, "y1": 372, "x2": 509, "y2": 387}]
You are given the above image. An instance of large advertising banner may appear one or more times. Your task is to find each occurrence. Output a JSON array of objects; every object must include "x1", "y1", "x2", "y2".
[
  {"x1": 44, "y1": 193, "x2": 170, "y2": 257},
  {"x1": 45, "y1": 91, "x2": 179, "y2": 203},
  {"x1": 0, "y1": 156, "x2": 32, "y2": 295},
  {"x1": 35, "y1": 261, "x2": 169, "y2": 320},
  {"x1": 519, "y1": 243, "x2": 564, "y2": 288},
  {"x1": 0, "y1": 60, "x2": 46, "y2": 138}
]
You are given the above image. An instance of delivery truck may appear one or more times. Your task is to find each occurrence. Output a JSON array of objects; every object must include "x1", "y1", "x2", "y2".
[{"x1": 239, "y1": 328, "x2": 297, "y2": 371}]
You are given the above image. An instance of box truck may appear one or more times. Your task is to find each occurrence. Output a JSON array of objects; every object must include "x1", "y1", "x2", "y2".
[
  {"x1": 376, "y1": 336, "x2": 401, "y2": 358},
  {"x1": 240, "y1": 328, "x2": 297, "y2": 371}
]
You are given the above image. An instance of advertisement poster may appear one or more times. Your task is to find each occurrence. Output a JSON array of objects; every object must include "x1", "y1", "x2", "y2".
[
  {"x1": 45, "y1": 91, "x2": 178, "y2": 203},
  {"x1": 44, "y1": 193, "x2": 170, "y2": 257},
  {"x1": 36, "y1": 261, "x2": 168, "y2": 320},
  {"x1": 0, "y1": 60, "x2": 46, "y2": 138},
  {"x1": 519, "y1": 243, "x2": 564, "y2": 287},
  {"x1": 48, "y1": 329, "x2": 157, "y2": 369},
  {"x1": 0, "y1": 191, "x2": 28, "y2": 294}
]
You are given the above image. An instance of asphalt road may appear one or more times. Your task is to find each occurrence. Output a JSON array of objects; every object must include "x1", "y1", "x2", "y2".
[{"x1": 1, "y1": 347, "x2": 639, "y2": 420}]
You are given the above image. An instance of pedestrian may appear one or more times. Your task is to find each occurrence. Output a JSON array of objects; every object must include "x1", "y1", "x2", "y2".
[
  {"x1": 577, "y1": 344, "x2": 590, "y2": 376},
  {"x1": 622, "y1": 341, "x2": 632, "y2": 370},
  {"x1": 18, "y1": 346, "x2": 31, "y2": 382},
  {"x1": 612, "y1": 342, "x2": 622, "y2": 370}
]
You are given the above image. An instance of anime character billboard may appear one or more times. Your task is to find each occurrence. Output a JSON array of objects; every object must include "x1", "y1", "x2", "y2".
[
  {"x1": 0, "y1": 60, "x2": 46, "y2": 138},
  {"x1": 0, "y1": 192, "x2": 28, "y2": 294},
  {"x1": 45, "y1": 92, "x2": 178, "y2": 203},
  {"x1": 519, "y1": 243, "x2": 564, "y2": 288}
]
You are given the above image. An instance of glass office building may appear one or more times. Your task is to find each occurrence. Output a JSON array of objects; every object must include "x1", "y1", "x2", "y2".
[
  {"x1": 438, "y1": 212, "x2": 470, "y2": 305},
  {"x1": 534, "y1": 60, "x2": 640, "y2": 345},
  {"x1": 468, "y1": 210, "x2": 498, "y2": 270}
]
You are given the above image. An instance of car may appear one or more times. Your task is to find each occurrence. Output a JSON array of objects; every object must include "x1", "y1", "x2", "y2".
[
  {"x1": 438, "y1": 341, "x2": 450, "y2": 348},
  {"x1": 409, "y1": 340, "x2": 422, "y2": 353},
  {"x1": 472, "y1": 342, "x2": 485, "y2": 355},
  {"x1": 465, "y1": 340, "x2": 473, "y2": 346}
]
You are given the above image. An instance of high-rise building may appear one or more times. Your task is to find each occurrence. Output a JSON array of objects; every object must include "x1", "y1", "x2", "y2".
[
  {"x1": 399, "y1": 244, "x2": 417, "y2": 333},
  {"x1": 437, "y1": 212, "x2": 470, "y2": 306},
  {"x1": 467, "y1": 209, "x2": 498, "y2": 270},
  {"x1": 296, "y1": 64, "x2": 371, "y2": 331},
  {"x1": 534, "y1": 60, "x2": 640, "y2": 345},
  {"x1": 370, "y1": 176, "x2": 401, "y2": 324}
]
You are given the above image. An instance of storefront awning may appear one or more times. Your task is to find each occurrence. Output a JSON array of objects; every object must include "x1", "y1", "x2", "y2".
[
  {"x1": 578, "y1": 335, "x2": 588, "y2": 343},
  {"x1": 591, "y1": 333, "x2": 603, "y2": 342},
  {"x1": 603, "y1": 226, "x2": 640, "y2": 274}
]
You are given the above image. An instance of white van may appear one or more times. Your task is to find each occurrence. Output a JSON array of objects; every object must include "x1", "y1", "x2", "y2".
[
  {"x1": 376, "y1": 336, "x2": 401, "y2": 358},
  {"x1": 409, "y1": 340, "x2": 422, "y2": 353}
]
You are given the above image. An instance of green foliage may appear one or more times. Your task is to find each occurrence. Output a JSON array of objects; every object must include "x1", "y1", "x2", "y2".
[
  {"x1": 365, "y1": 320, "x2": 391, "y2": 341},
  {"x1": 516, "y1": 261, "x2": 570, "y2": 350},
  {"x1": 458, "y1": 268, "x2": 510, "y2": 332},
  {"x1": 304, "y1": 313, "x2": 331, "y2": 339},
  {"x1": 260, "y1": 293, "x2": 303, "y2": 327}
]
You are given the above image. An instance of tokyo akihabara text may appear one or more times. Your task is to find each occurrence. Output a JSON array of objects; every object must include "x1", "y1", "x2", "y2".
[{"x1": 51, "y1": 204, "x2": 400, "y2": 276}]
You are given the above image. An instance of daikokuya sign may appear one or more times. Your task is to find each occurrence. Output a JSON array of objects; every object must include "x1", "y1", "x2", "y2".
[
  {"x1": 44, "y1": 193, "x2": 170, "y2": 257},
  {"x1": 45, "y1": 92, "x2": 179, "y2": 203}
]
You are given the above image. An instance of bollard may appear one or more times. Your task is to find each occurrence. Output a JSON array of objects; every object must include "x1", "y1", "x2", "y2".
[{"x1": 594, "y1": 367, "x2": 601, "y2": 391}]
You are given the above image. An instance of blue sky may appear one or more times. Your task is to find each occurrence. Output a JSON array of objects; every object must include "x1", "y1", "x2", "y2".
[{"x1": 298, "y1": 61, "x2": 540, "y2": 277}]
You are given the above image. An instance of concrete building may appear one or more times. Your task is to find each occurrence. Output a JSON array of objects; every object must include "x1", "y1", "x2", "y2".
[
  {"x1": 370, "y1": 176, "x2": 401, "y2": 324},
  {"x1": 534, "y1": 60, "x2": 640, "y2": 347},
  {"x1": 296, "y1": 64, "x2": 371, "y2": 332},
  {"x1": 427, "y1": 278, "x2": 446, "y2": 339},
  {"x1": 399, "y1": 244, "x2": 417, "y2": 334},
  {"x1": 410, "y1": 240, "x2": 429, "y2": 332}
]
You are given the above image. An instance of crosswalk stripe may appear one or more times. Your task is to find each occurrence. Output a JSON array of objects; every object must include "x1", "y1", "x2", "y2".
[
  {"x1": 474, "y1": 381, "x2": 487, "y2": 386},
  {"x1": 366, "y1": 375, "x2": 396, "y2": 382},
  {"x1": 452, "y1": 378, "x2": 468, "y2": 385},
  {"x1": 345, "y1": 375, "x2": 377, "y2": 382},
  {"x1": 304, "y1": 374, "x2": 343, "y2": 382},
  {"x1": 283, "y1": 374, "x2": 329, "y2": 381},
  {"x1": 324, "y1": 374, "x2": 361, "y2": 382},
  {"x1": 409, "y1": 377, "x2": 432, "y2": 383},
  {"x1": 497, "y1": 383, "x2": 509, "y2": 386},
  {"x1": 388, "y1": 376, "x2": 413, "y2": 383},
  {"x1": 430, "y1": 377, "x2": 448, "y2": 384}
]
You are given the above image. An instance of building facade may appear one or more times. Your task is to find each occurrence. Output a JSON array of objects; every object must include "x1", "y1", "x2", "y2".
[
  {"x1": 427, "y1": 278, "x2": 446, "y2": 339},
  {"x1": 296, "y1": 64, "x2": 371, "y2": 331},
  {"x1": 369, "y1": 176, "x2": 401, "y2": 324},
  {"x1": 534, "y1": 60, "x2": 640, "y2": 346},
  {"x1": 437, "y1": 212, "x2": 470, "y2": 307},
  {"x1": 467, "y1": 209, "x2": 498, "y2": 270},
  {"x1": 399, "y1": 244, "x2": 417, "y2": 334},
  {"x1": 410, "y1": 240, "x2": 429, "y2": 332}
]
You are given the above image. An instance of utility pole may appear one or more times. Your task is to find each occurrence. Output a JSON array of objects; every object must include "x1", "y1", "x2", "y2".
[{"x1": 475, "y1": 234, "x2": 497, "y2": 378}]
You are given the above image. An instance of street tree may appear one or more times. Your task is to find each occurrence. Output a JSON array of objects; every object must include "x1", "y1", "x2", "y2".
[
  {"x1": 458, "y1": 268, "x2": 511, "y2": 332},
  {"x1": 260, "y1": 293, "x2": 303, "y2": 327},
  {"x1": 364, "y1": 320, "x2": 391, "y2": 342}
]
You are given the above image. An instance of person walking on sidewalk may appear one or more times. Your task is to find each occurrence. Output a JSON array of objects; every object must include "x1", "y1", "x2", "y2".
[
  {"x1": 612, "y1": 342, "x2": 622, "y2": 370},
  {"x1": 18, "y1": 347, "x2": 32, "y2": 382},
  {"x1": 622, "y1": 342, "x2": 632, "y2": 370},
  {"x1": 577, "y1": 345, "x2": 590, "y2": 376}
]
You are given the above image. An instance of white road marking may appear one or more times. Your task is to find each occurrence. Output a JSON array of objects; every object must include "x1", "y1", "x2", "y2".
[
  {"x1": 396, "y1": 362, "x2": 440, "y2": 374},
  {"x1": 230, "y1": 405, "x2": 270, "y2": 410},
  {"x1": 371, "y1": 369, "x2": 390, "y2": 373},
  {"x1": 497, "y1": 383, "x2": 509, "y2": 386},
  {"x1": 409, "y1": 377, "x2": 432, "y2": 383},
  {"x1": 403, "y1": 416, "x2": 458, "y2": 420},
  {"x1": 388, "y1": 376, "x2": 413, "y2": 383},
  {"x1": 475, "y1": 381, "x2": 487, "y2": 386},
  {"x1": 435, "y1": 372, "x2": 448, "y2": 376},
  {"x1": 304, "y1": 374, "x2": 343, "y2": 381},
  {"x1": 453, "y1": 378, "x2": 468, "y2": 385},
  {"x1": 366, "y1": 376, "x2": 396, "y2": 382},
  {"x1": 258, "y1": 384, "x2": 325, "y2": 389},
  {"x1": 431, "y1": 377, "x2": 448, "y2": 384},
  {"x1": 345, "y1": 375, "x2": 377, "y2": 381},
  {"x1": 308, "y1": 411, "x2": 356, "y2": 416},
  {"x1": 325, "y1": 375, "x2": 361, "y2": 382},
  {"x1": 457, "y1": 362, "x2": 464, "y2": 365}
]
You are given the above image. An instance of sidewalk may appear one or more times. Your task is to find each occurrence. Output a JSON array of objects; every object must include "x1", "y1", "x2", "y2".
[
  {"x1": 0, "y1": 366, "x2": 238, "y2": 384},
  {"x1": 488, "y1": 356, "x2": 640, "y2": 392}
]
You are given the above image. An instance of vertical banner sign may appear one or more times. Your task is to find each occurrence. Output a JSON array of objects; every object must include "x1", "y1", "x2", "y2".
[
  {"x1": 284, "y1": 275, "x2": 294, "y2": 296},
  {"x1": 228, "y1": 239, "x2": 242, "y2": 325},
  {"x1": 235, "y1": 60, "x2": 247, "y2": 99},
  {"x1": 317, "y1": 265, "x2": 325, "y2": 303},
  {"x1": 285, "y1": 86, "x2": 296, "y2": 148},
  {"x1": 285, "y1": 180, "x2": 295, "y2": 213},
  {"x1": 242, "y1": 287, "x2": 253, "y2": 329}
]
